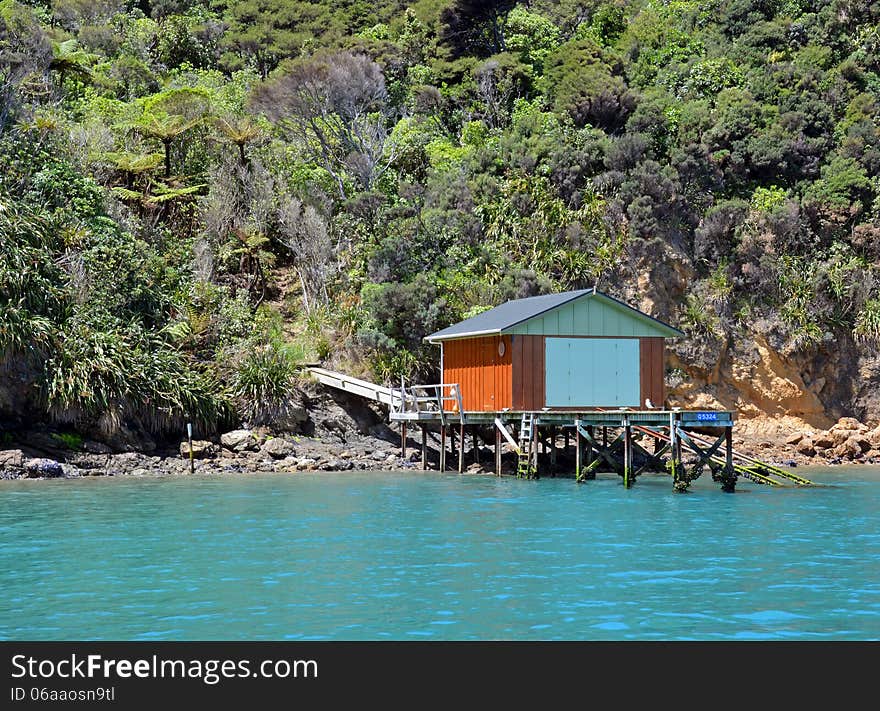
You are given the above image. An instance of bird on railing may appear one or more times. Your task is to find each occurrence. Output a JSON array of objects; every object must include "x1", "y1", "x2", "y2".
[{"x1": 645, "y1": 398, "x2": 655, "y2": 409}]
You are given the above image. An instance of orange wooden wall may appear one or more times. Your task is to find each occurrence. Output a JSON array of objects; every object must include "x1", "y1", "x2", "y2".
[{"x1": 442, "y1": 335, "x2": 512, "y2": 411}]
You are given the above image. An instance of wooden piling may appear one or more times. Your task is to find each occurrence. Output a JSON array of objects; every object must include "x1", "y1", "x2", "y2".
[
  {"x1": 421, "y1": 426, "x2": 427, "y2": 470},
  {"x1": 440, "y1": 424, "x2": 447, "y2": 472},
  {"x1": 495, "y1": 426, "x2": 502, "y2": 477},
  {"x1": 473, "y1": 428, "x2": 479, "y2": 466},
  {"x1": 575, "y1": 421, "x2": 582, "y2": 482},
  {"x1": 400, "y1": 422, "x2": 407, "y2": 459},
  {"x1": 531, "y1": 423, "x2": 539, "y2": 478},
  {"x1": 549, "y1": 426, "x2": 557, "y2": 477},
  {"x1": 721, "y1": 427, "x2": 736, "y2": 493},
  {"x1": 458, "y1": 422, "x2": 465, "y2": 473},
  {"x1": 623, "y1": 419, "x2": 632, "y2": 488},
  {"x1": 450, "y1": 426, "x2": 456, "y2": 467},
  {"x1": 586, "y1": 425, "x2": 594, "y2": 475}
]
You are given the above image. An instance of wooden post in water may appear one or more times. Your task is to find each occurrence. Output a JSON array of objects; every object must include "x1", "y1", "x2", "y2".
[
  {"x1": 440, "y1": 424, "x2": 447, "y2": 472},
  {"x1": 450, "y1": 426, "x2": 456, "y2": 468},
  {"x1": 586, "y1": 425, "x2": 595, "y2": 476},
  {"x1": 421, "y1": 426, "x2": 427, "y2": 470},
  {"x1": 495, "y1": 426, "x2": 502, "y2": 477},
  {"x1": 670, "y1": 413, "x2": 683, "y2": 492},
  {"x1": 473, "y1": 428, "x2": 479, "y2": 466},
  {"x1": 721, "y1": 427, "x2": 736, "y2": 493},
  {"x1": 458, "y1": 422, "x2": 465, "y2": 473},
  {"x1": 623, "y1": 418, "x2": 633, "y2": 488},
  {"x1": 564, "y1": 428, "x2": 570, "y2": 456},
  {"x1": 575, "y1": 421, "x2": 582, "y2": 482},
  {"x1": 549, "y1": 425, "x2": 557, "y2": 477},
  {"x1": 531, "y1": 423, "x2": 539, "y2": 478}
]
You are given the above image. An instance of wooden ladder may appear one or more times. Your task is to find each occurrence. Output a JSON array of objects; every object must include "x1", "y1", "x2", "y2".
[{"x1": 516, "y1": 413, "x2": 536, "y2": 479}]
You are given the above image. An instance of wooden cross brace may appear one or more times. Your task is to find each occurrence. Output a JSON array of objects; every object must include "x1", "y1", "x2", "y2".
[
  {"x1": 675, "y1": 427, "x2": 726, "y2": 482},
  {"x1": 576, "y1": 425, "x2": 625, "y2": 475},
  {"x1": 630, "y1": 436, "x2": 670, "y2": 476}
]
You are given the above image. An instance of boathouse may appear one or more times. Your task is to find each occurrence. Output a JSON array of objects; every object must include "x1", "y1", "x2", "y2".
[
  {"x1": 424, "y1": 288, "x2": 683, "y2": 412},
  {"x1": 308, "y1": 287, "x2": 813, "y2": 490}
]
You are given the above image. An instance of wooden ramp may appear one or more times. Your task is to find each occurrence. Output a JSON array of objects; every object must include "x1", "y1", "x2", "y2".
[{"x1": 306, "y1": 367, "x2": 400, "y2": 408}]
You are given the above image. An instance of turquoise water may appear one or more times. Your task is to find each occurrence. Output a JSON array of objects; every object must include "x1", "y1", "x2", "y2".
[{"x1": 1, "y1": 467, "x2": 879, "y2": 640}]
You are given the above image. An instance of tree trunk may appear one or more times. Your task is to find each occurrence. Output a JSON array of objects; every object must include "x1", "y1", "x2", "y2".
[{"x1": 163, "y1": 139, "x2": 172, "y2": 178}]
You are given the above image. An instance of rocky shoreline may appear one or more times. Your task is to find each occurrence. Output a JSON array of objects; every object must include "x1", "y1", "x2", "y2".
[{"x1": 2, "y1": 385, "x2": 880, "y2": 481}]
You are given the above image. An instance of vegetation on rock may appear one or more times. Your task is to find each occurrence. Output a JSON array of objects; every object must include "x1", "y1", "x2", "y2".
[{"x1": 1, "y1": 0, "x2": 878, "y2": 442}]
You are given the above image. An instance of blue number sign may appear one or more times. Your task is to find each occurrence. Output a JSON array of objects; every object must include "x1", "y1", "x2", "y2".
[{"x1": 696, "y1": 412, "x2": 718, "y2": 421}]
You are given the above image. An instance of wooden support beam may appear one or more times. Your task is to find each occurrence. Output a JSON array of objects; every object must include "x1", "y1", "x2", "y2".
[
  {"x1": 495, "y1": 426, "x2": 502, "y2": 477},
  {"x1": 623, "y1": 419, "x2": 633, "y2": 488},
  {"x1": 575, "y1": 421, "x2": 582, "y2": 482},
  {"x1": 494, "y1": 418, "x2": 520, "y2": 453},
  {"x1": 531, "y1": 423, "x2": 539, "y2": 479},
  {"x1": 473, "y1": 429, "x2": 479, "y2": 466},
  {"x1": 421, "y1": 426, "x2": 427, "y2": 470},
  {"x1": 586, "y1": 425, "x2": 594, "y2": 477},
  {"x1": 726, "y1": 427, "x2": 733, "y2": 472},
  {"x1": 630, "y1": 438, "x2": 668, "y2": 476},
  {"x1": 564, "y1": 428, "x2": 570, "y2": 455},
  {"x1": 577, "y1": 425, "x2": 624, "y2": 474},
  {"x1": 440, "y1": 424, "x2": 447, "y2": 472},
  {"x1": 450, "y1": 426, "x2": 456, "y2": 464},
  {"x1": 458, "y1": 423, "x2": 465, "y2": 474},
  {"x1": 717, "y1": 427, "x2": 736, "y2": 493},
  {"x1": 669, "y1": 414, "x2": 681, "y2": 491},
  {"x1": 549, "y1": 425, "x2": 557, "y2": 477},
  {"x1": 400, "y1": 422, "x2": 407, "y2": 459}
]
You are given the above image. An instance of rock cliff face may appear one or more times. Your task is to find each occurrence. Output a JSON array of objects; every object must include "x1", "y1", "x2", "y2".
[
  {"x1": 622, "y1": 248, "x2": 880, "y2": 438},
  {"x1": 667, "y1": 331, "x2": 880, "y2": 436}
]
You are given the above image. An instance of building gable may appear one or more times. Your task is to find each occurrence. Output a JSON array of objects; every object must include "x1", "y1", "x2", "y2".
[{"x1": 505, "y1": 292, "x2": 680, "y2": 338}]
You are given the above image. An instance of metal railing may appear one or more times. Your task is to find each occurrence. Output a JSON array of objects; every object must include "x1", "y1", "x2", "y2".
[{"x1": 390, "y1": 381, "x2": 464, "y2": 423}]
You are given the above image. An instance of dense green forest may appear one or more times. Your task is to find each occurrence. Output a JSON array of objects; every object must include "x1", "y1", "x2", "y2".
[{"x1": 1, "y1": 0, "x2": 878, "y2": 439}]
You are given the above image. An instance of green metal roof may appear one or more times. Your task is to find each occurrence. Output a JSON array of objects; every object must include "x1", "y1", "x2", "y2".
[{"x1": 424, "y1": 288, "x2": 683, "y2": 342}]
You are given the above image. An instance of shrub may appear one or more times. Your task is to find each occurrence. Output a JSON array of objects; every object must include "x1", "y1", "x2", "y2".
[
  {"x1": 229, "y1": 344, "x2": 298, "y2": 426},
  {"x1": 854, "y1": 299, "x2": 880, "y2": 345}
]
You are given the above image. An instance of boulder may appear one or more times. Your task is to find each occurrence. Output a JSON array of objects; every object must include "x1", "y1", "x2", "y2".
[
  {"x1": 24, "y1": 458, "x2": 64, "y2": 478},
  {"x1": 261, "y1": 437, "x2": 296, "y2": 459},
  {"x1": 850, "y1": 436, "x2": 872, "y2": 453},
  {"x1": 813, "y1": 433, "x2": 835, "y2": 449},
  {"x1": 829, "y1": 429, "x2": 851, "y2": 447},
  {"x1": 83, "y1": 440, "x2": 113, "y2": 454},
  {"x1": 179, "y1": 440, "x2": 217, "y2": 459},
  {"x1": 275, "y1": 406, "x2": 308, "y2": 432},
  {"x1": 834, "y1": 417, "x2": 865, "y2": 432},
  {"x1": 868, "y1": 427, "x2": 880, "y2": 448},
  {"x1": 784, "y1": 433, "x2": 804, "y2": 446},
  {"x1": 221, "y1": 430, "x2": 257, "y2": 452},
  {"x1": 832, "y1": 438, "x2": 863, "y2": 460},
  {"x1": 795, "y1": 438, "x2": 816, "y2": 457},
  {"x1": 0, "y1": 449, "x2": 24, "y2": 469}
]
